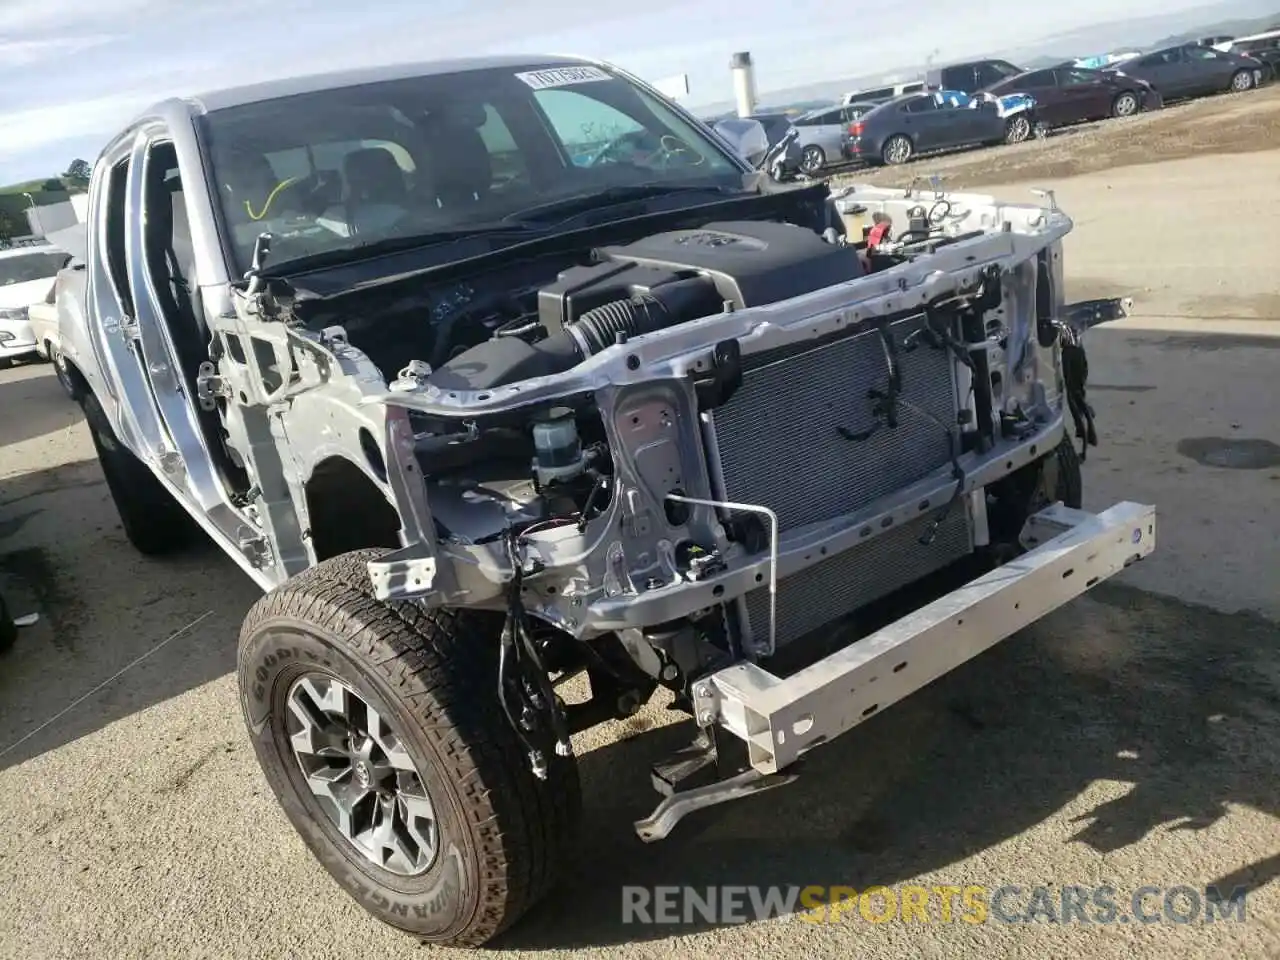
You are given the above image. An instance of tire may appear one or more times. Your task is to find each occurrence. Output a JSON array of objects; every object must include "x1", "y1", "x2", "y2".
[
  {"x1": 1004, "y1": 114, "x2": 1032, "y2": 144},
  {"x1": 984, "y1": 437, "x2": 1083, "y2": 559},
  {"x1": 1034, "y1": 437, "x2": 1084, "y2": 511},
  {"x1": 81, "y1": 391, "x2": 198, "y2": 555},
  {"x1": 1111, "y1": 91, "x2": 1139, "y2": 118},
  {"x1": 1230, "y1": 69, "x2": 1254, "y2": 92},
  {"x1": 800, "y1": 144, "x2": 826, "y2": 174},
  {"x1": 51, "y1": 350, "x2": 77, "y2": 399},
  {"x1": 237, "y1": 549, "x2": 582, "y2": 947},
  {"x1": 0, "y1": 591, "x2": 16, "y2": 654},
  {"x1": 881, "y1": 134, "x2": 913, "y2": 165}
]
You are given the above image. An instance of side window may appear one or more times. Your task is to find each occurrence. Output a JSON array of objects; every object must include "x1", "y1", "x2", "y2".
[
  {"x1": 102, "y1": 158, "x2": 134, "y2": 317},
  {"x1": 903, "y1": 97, "x2": 935, "y2": 114},
  {"x1": 1137, "y1": 53, "x2": 1163, "y2": 67},
  {"x1": 902, "y1": 82, "x2": 925, "y2": 95},
  {"x1": 1063, "y1": 69, "x2": 1097, "y2": 84},
  {"x1": 533, "y1": 88, "x2": 643, "y2": 158},
  {"x1": 1186, "y1": 46, "x2": 1219, "y2": 60},
  {"x1": 862, "y1": 88, "x2": 893, "y2": 101}
]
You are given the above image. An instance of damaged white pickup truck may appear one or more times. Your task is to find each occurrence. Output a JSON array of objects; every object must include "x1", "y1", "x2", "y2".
[{"x1": 61, "y1": 55, "x2": 1154, "y2": 946}]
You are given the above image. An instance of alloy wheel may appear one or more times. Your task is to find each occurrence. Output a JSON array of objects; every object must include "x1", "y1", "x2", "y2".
[
  {"x1": 883, "y1": 135, "x2": 912, "y2": 165},
  {"x1": 285, "y1": 673, "x2": 438, "y2": 877},
  {"x1": 1114, "y1": 93, "x2": 1138, "y2": 117},
  {"x1": 1006, "y1": 116, "x2": 1031, "y2": 143},
  {"x1": 800, "y1": 145, "x2": 824, "y2": 173},
  {"x1": 1232, "y1": 70, "x2": 1253, "y2": 91}
]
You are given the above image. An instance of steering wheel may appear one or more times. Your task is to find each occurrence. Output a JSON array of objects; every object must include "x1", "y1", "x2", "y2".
[
  {"x1": 589, "y1": 130, "x2": 706, "y2": 170},
  {"x1": 654, "y1": 134, "x2": 706, "y2": 168}
]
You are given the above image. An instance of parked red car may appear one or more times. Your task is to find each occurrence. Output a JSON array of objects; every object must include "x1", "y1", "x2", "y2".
[{"x1": 982, "y1": 65, "x2": 1161, "y2": 130}]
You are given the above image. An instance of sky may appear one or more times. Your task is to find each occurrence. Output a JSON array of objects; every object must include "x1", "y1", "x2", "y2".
[{"x1": 0, "y1": 0, "x2": 1246, "y2": 183}]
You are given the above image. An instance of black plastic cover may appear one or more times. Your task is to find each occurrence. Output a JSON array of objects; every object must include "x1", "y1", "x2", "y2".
[
  {"x1": 538, "y1": 262, "x2": 687, "y2": 334},
  {"x1": 598, "y1": 220, "x2": 864, "y2": 308}
]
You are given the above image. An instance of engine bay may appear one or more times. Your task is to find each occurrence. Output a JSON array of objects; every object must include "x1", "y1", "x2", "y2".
[{"x1": 285, "y1": 195, "x2": 1039, "y2": 560}]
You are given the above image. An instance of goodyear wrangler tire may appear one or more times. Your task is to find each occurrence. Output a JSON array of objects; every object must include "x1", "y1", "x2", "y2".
[
  {"x1": 81, "y1": 391, "x2": 197, "y2": 555},
  {"x1": 237, "y1": 549, "x2": 581, "y2": 947}
]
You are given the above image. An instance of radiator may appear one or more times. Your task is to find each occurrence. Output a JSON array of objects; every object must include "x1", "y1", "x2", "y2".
[
  {"x1": 708, "y1": 312, "x2": 959, "y2": 533},
  {"x1": 706, "y1": 313, "x2": 969, "y2": 649},
  {"x1": 741, "y1": 507, "x2": 973, "y2": 649}
]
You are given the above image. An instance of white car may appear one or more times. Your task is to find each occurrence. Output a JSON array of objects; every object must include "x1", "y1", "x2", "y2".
[{"x1": 0, "y1": 244, "x2": 69, "y2": 367}]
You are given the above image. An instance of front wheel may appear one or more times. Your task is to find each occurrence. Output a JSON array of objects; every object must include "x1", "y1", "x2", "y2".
[
  {"x1": 799, "y1": 144, "x2": 826, "y2": 173},
  {"x1": 984, "y1": 438, "x2": 1084, "y2": 561},
  {"x1": 238, "y1": 550, "x2": 582, "y2": 947},
  {"x1": 1230, "y1": 69, "x2": 1255, "y2": 92},
  {"x1": 1004, "y1": 114, "x2": 1032, "y2": 144},
  {"x1": 1112, "y1": 91, "x2": 1139, "y2": 117},
  {"x1": 881, "y1": 134, "x2": 913, "y2": 165}
]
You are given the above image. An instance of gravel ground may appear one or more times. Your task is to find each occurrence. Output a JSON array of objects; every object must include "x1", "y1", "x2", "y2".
[
  {"x1": 1, "y1": 125, "x2": 1279, "y2": 958},
  {"x1": 827, "y1": 83, "x2": 1280, "y2": 188}
]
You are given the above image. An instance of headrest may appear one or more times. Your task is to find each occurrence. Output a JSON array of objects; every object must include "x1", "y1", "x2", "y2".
[
  {"x1": 343, "y1": 147, "x2": 407, "y2": 201},
  {"x1": 422, "y1": 123, "x2": 492, "y2": 202}
]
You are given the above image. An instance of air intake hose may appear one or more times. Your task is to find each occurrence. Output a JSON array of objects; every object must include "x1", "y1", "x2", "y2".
[{"x1": 566, "y1": 276, "x2": 722, "y2": 356}]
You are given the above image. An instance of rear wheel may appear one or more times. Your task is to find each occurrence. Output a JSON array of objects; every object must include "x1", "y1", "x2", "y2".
[
  {"x1": 238, "y1": 550, "x2": 582, "y2": 947},
  {"x1": 800, "y1": 144, "x2": 826, "y2": 174},
  {"x1": 881, "y1": 134, "x2": 913, "y2": 165},
  {"x1": 1230, "y1": 69, "x2": 1255, "y2": 92},
  {"x1": 1112, "y1": 91, "x2": 1139, "y2": 117},
  {"x1": 81, "y1": 391, "x2": 198, "y2": 555},
  {"x1": 1004, "y1": 114, "x2": 1032, "y2": 144},
  {"x1": 50, "y1": 348, "x2": 77, "y2": 399}
]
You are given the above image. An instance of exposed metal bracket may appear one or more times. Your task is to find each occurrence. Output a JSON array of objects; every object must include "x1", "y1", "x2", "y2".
[
  {"x1": 634, "y1": 767, "x2": 799, "y2": 842},
  {"x1": 195, "y1": 361, "x2": 230, "y2": 411},
  {"x1": 367, "y1": 547, "x2": 438, "y2": 601},
  {"x1": 694, "y1": 500, "x2": 1156, "y2": 774}
]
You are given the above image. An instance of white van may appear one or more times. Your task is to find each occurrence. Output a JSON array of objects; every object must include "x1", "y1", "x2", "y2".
[{"x1": 841, "y1": 80, "x2": 925, "y2": 105}]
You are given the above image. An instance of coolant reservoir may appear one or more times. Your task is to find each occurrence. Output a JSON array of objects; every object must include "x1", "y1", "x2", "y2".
[{"x1": 531, "y1": 407, "x2": 585, "y2": 485}]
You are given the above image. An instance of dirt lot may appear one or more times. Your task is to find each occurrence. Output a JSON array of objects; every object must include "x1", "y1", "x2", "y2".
[
  {"x1": 1, "y1": 104, "x2": 1280, "y2": 959},
  {"x1": 829, "y1": 83, "x2": 1280, "y2": 188}
]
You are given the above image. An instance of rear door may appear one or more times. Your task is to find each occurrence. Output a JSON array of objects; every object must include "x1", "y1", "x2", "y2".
[
  {"x1": 1183, "y1": 45, "x2": 1235, "y2": 92},
  {"x1": 1129, "y1": 50, "x2": 1180, "y2": 94},
  {"x1": 1054, "y1": 67, "x2": 1113, "y2": 122},
  {"x1": 895, "y1": 95, "x2": 942, "y2": 150},
  {"x1": 794, "y1": 107, "x2": 844, "y2": 157},
  {"x1": 1009, "y1": 70, "x2": 1062, "y2": 123}
]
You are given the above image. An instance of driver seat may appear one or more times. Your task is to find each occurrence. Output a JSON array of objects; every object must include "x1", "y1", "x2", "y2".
[
  {"x1": 423, "y1": 121, "x2": 493, "y2": 209},
  {"x1": 343, "y1": 147, "x2": 408, "y2": 235}
]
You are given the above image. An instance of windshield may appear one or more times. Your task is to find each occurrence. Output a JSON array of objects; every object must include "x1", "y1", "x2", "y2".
[
  {"x1": 0, "y1": 251, "x2": 66, "y2": 287},
  {"x1": 199, "y1": 63, "x2": 744, "y2": 273}
]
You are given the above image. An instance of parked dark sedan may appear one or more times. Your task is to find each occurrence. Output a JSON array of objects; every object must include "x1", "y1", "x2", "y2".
[
  {"x1": 983, "y1": 65, "x2": 1161, "y2": 129},
  {"x1": 841, "y1": 91, "x2": 1015, "y2": 166},
  {"x1": 1104, "y1": 43, "x2": 1266, "y2": 101}
]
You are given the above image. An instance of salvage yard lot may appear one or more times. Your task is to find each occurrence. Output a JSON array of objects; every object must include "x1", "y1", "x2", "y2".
[
  {"x1": 2, "y1": 107, "x2": 1280, "y2": 959},
  {"x1": 827, "y1": 81, "x2": 1280, "y2": 188}
]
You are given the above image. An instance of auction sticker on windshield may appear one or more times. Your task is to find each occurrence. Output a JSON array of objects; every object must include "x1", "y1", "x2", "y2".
[{"x1": 515, "y1": 66, "x2": 611, "y2": 89}]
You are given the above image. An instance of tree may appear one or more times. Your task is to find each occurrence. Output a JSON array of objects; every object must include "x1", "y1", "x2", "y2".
[
  {"x1": 62, "y1": 158, "x2": 92, "y2": 188},
  {"x1": 40, "y1": 178, "x2": 64, "y2": 193}
]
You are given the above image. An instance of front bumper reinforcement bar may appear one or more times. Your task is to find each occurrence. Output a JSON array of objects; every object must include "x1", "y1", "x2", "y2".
[{"x1": 635, "y1": 500, "x2": 1156, "y2": 840}]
